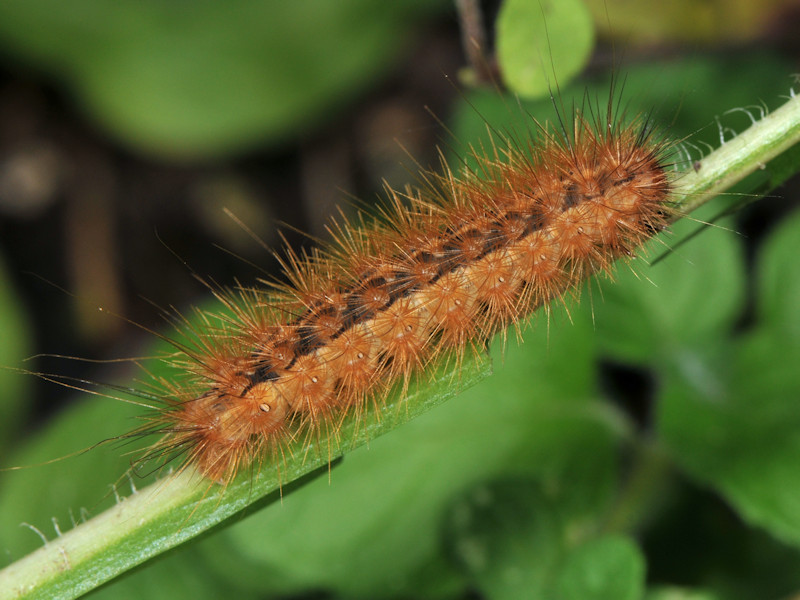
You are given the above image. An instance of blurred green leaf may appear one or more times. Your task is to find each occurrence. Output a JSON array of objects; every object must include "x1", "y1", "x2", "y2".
[
  {"x1": 757, "y1": 208, "x2": 800, "y2": 337},
  {"x1": 87, "y1": 545, "x2": 258, "y2": 600},
  {"x1": 496, "y1": 0, "x2": 594, "y2": 98},
  {"x1": 593, "y1": 206, "x2": 745, "y2": 364},
  {"x1": 556, "y1": 535, "x2": 646, "y2": 600},
  {"x1": 445, "y1": 483, "x2": 646, "y2": 600},
  {"x1": 0, "y1": 0, "x2": 445, "y2": 160},
  {"x1": 445, "y1": 480, "x2": 566, "y2": 600},
  {"x1": 0, "y1": 253, "x2": 31, "y2": 456},
  {"x1": 659, "y1": 210, "x2": 800, "y2": 549}
]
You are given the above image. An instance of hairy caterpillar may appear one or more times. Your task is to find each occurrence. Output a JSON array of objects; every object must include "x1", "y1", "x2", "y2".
[
  {"x1": 1, "y1": 1, "x2": 800, "y2": 600},
  {"x1": 120, "y1": 104, "x2": 671, "y2": 483}
]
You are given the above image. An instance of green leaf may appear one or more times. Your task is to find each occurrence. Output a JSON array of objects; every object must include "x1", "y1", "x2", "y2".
[
  {"x1": 593, "y1": 206, "x2": 745, "y2": 364},
  {"x1": 659, "y1": 326, "x2": 800, "y2": 548},
  {"x1": 658, "y1": 210, "x2": 800, "y2": 549},
  {"x1": 556, "y1": 535, "x2": 646, "y2": 600},
  {"x1": 0, "y1": 252, "x2": 32, "y2": 455},
  {"x1": 0, "y1": 0, "x2": 445, "y2": 160},
  {"x1": 496, "y1": 0, "x2": 594, "y2": 98},
  {"x1": 445, "y1": 482, "x2": 646, "y2": 600},
  {"x1": 757, "y1": 208, "x2": 800, "y2": 336},
  {"x1": 445, "y1": 479, "x2": 566, "y2": 600},
  {"x1": 762, "y1": 140, "x2": 800, "y2": 189}
]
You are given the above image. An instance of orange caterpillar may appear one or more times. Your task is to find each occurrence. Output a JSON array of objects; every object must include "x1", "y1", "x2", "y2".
[{"x1": 133, "y1": 104, "x2": 673, "y2": 484}]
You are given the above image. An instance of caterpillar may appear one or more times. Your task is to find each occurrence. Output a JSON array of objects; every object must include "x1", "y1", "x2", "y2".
[{"x1": 131, "y1": 104, "x2": 672, "y2": 484}]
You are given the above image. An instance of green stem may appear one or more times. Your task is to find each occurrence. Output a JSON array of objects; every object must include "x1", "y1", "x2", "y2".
[
  {"x1": 602, "y1": 439, "x2": 674, "y2": 535},
  {"x1": 2, "y1": 92, "x2": 800, "y2": 600},
  {"x1": 673, "y1": 92, "x2": 800, "y2": 213}
]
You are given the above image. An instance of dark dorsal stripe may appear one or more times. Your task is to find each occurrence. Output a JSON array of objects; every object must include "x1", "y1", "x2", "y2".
[{"x1": 240, "y1": 192, "x2": 591, "y2": 389}]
